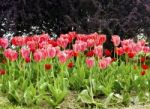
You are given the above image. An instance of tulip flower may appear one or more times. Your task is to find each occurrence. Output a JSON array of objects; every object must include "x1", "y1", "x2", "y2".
[
  {"x1": 0, "y1": 38, "x2": 8, "y2": 49},
  {"x1": 86, "y1": 57, "x2": 95, "y2": 68},
  {"x1": 4, "y1": 49, "x2": 18, "y2": 61},
  {"x1": 111, "y1": 35, "x2": 120, "y2": 47}
]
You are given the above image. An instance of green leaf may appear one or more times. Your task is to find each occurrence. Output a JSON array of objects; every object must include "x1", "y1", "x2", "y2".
[
  {"x1": 113, "y1": 80, "x2": 123, "y2": 93},
  {"x1": 40, "y1": 82, "x2": 48, "y2": 90},
  {"x1": 78, "y1": 90, "x2": 94, "y2": 104},
  {"x1": 104, "y1": 92, "x2": 114, "y2": 108},
  {"x1": 122, "y1": 92, "x2": 130, "y2": 106},
  {"x1": 24, "y1": 83, "x2": 36, "y2": 105},
  {"x1": 22, "y1": 79, "x2": 29, "y2": 90},
  {"x1": 43, "y1": 95, "x2": 56, "y2": 107}
]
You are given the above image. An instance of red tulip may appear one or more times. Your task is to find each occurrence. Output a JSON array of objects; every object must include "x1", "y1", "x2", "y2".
[
  {"x1": 97, "y1": 34, "x2": 107, "y2": 45},
  {"x1": 48, "y1": 39, "x2": 57, "y2": 47},
  {"x1": 140, "y1": 71, "x2": 146, "y2": 76},
  {"x1": 140, "y1": 57, "x2": 146, "y2": 63},
  {"x1": 45, "y1": 64, "x2": 52, "y2": 70},
  {"x1": 73, "y1": 52, "x2": 78, "y2": 57},
  {"x1": 127, "y1": 52, "x2": 136, "y2": 58},
  {"x1": 86, "y1": 50, "x2": 94, "y2": 57},
  {"x1": 104, "y1": 49, "x2": 111, "y2": 56},
  {"x1": 11, "y1": 37, "x2": 25, "y2": 46},
  {"x1": 0, "y1": 69, "x2": 6, "y2": 75},
  {"x1": 142, "y1": 64, "x2": 149, "y2": 70},
  {"x1": 115, "y1": 47, "x2": 124, "y2": 56},
  {"x1": 67, "y1": 62, "x2": 74, "y2": 68},
  {"x1": 27, "y1": 41, "x2": 37, "y2": 52},
  {"x1": 68, "y1": 32, "x2": 76, "y2": 42},
  {"x1": 39, "y1": 33, "x2": 49, "y2": 43},
  {"x1": 111, "y1": 58, "x2": 117, "y2": 62},
  {"x1": 25, "y1": 57, "x2": 31, "y2": 63}
]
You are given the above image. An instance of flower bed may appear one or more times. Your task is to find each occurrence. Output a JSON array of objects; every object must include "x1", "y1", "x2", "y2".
[{"x1": 0, "y1": 32, "x2": 150, "y2": 108}]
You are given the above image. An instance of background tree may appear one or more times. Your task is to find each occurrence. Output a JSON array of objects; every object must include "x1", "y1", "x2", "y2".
[{"x1": 0, "y1": 0, "x2": 149, "y2": 39}]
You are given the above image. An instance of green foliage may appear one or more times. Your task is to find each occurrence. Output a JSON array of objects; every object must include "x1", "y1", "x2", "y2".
[{"x1": 0, "y1": 50, "x2": 150, "y2": 108}]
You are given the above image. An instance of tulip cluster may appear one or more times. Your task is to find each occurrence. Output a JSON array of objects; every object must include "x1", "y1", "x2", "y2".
[
  {"x1": 0, "y1": 32, "x2": 150, "y2": 108},
  {"x1": 0, "y1": 32, "x2": 111, "y2": 69},
  {"x1": 0, "y1": 32, "x2": 150, "y2": 74}
]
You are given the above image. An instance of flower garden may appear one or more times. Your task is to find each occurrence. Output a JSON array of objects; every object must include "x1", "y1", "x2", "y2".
[{"x1": 0, "y1": 32, "x2": 150, "y2": 108}]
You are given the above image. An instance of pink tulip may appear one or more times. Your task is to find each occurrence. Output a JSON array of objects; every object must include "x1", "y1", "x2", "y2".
[
  {"x1": 87, "y1": 39, "x2": 95, "y2": 47},
  {"x1": 94, "y1": 45, "x2": 103, "y2": 58},
  {"x1": 143, "y1": 46, "x2": 150, "y2": 53},
  {"x1": 59, "y1": 34, "x2": 72, "y2": 43},
  {"x1": 0, "y1": 38, "x2": 8, "y2": 49},
  {"x1": 76, "y1": 41, "x2": 87, "y2": 51},
  {"x1": 111, "y1": 35, "x2": 120, "y2": 46},
  {"x1": 64, "y1": 50, "x2": 74, "y2": 59},
  {"x1": 99, "y1": 60, "x2": 107, "y2": 69},
  {"x1": 40, "y1": 49, "x2": 48, "y2": 59},
  {"x1": 20, "y1": 48, "x2": 30, "y2": 59},
  {"x1": 33, "y1": 50, "x2": 43, "y2": 62},
  {"x1": 103, "y1": 57, "x2": 112, "y2": 66},
  {"x1": 73, "y1": 41, "x2": 87, "y2": 53},
  {"x1": 86, "y1": 57, "x2": 95, "y2": 68},
  {"x1": 4, "y1": 49, "x2": 18, "y2": 61},
  {"x1": 137, "y1": 39, "x2": 145, "y2": 46},
  {"x1": 47, "y1": 47, "x2": 56, "y2": 58},
  {"x1": 57, "y1": 37, "x2": 69, "y2": 48},
  {"x1": 121, "y1": 39, "x2": 133, "y2": 47},
  {"x1": 122, "y1": 45, "x2": 132, "y2": 53},
  {"x1": 73, "y1": 44, "x2": 80, "y2": 53},
  {"x1": 133, "y1": 43, "x2": 142, "y2": 53},
  {"x1": 57, "y1": 51, "x2": 68, "y2": 63},
  {"x1": 80, "y1": 42, "x2": 87, "y2": 52},
  {"x1": 38, "y1": 41, "x2": 48, "y2": 49}
]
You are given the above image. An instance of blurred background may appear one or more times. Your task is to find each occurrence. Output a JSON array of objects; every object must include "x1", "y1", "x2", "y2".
[{"x1": 0, "y1": 0, "x2": 149, "y2": 40}]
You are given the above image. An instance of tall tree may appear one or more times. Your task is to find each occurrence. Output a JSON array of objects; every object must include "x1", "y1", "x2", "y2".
[{"x1": 0, "y1": 0, "x2": 149, "y2": 38}]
